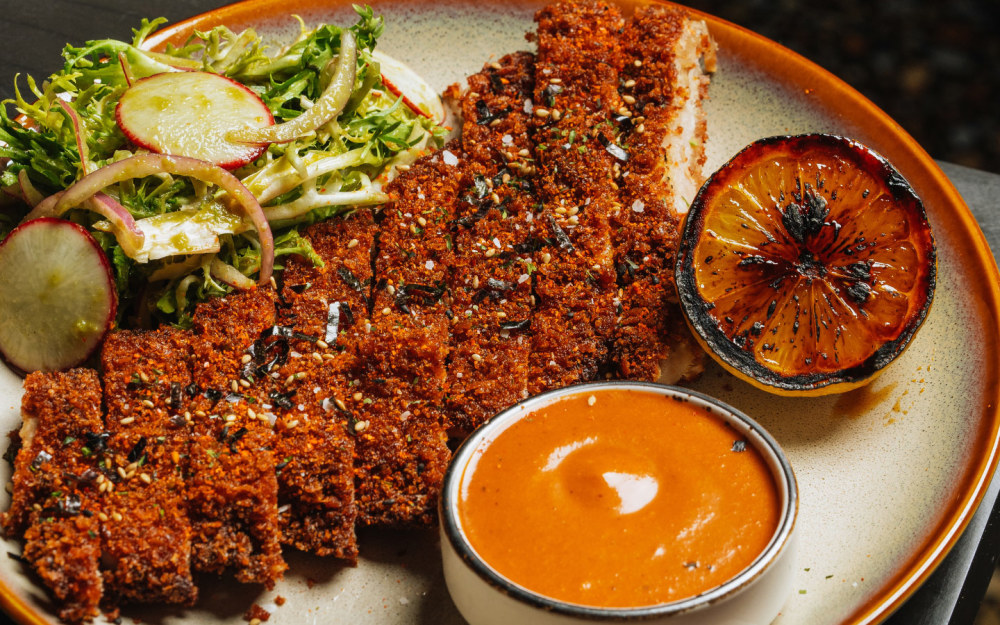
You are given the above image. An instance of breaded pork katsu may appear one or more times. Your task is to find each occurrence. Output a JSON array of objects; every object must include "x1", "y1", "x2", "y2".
[{"x1": 2, "y1": 1, "x2": 715, "y2": 620}]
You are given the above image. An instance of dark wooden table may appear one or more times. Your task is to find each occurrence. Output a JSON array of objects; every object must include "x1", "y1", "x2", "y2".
[{"x1": 2, "y1": 2, "x2": 1000, "y2": 624}]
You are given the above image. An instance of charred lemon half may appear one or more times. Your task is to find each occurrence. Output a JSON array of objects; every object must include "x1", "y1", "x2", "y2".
[{"x1": 675, "y1": 134, "x2": 936, "y2": 396}]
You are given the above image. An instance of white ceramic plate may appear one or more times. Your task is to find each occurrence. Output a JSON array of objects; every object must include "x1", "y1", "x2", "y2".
[{"x1": 2, "y1": 1, "x2": 998, "y2": 624}]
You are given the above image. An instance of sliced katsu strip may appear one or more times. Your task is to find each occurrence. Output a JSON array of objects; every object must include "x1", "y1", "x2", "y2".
[
  {"x1": 444, "y1": 51, "x2": 538, "y2": 435},
  {"x1": 348, "y1": 151, "x2": 469, "y2": 526},
  {"x1": 527, "y1": 0, "x2": 624, "y2": 392},
  {"x1": 264, "y1": 214, "x2": 384, "y2": 562},
  {"x1": 609, "y1": 5, "x2": 716, "y2": 380},
  {"x1": 98, "y1": 330, "x2": 197, "y2": 605},
  {"x1": 186, "y1": 290, "x2": 286, "y2": 587},
  {"x1": 5, "y1": 370, "x2": 105, "y2": 622},
  {"x1": 97, "y1": 430, "x2": 196, "y2": 606}
]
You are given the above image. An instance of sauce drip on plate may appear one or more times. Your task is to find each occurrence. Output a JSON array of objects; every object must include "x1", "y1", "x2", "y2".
[{"x1": 458, "y1": 389, "x2": 780, "y2": 608}]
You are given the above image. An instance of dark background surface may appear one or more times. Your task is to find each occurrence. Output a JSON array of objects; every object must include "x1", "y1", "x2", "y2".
[
  {"x1": 0, "y1": 1, "x2": 997, "y2": 172},
  {"x1": 0, "y1": 0, "x2": 996, "y2": 173},
  {"x1": 684, "y1": 0, "x2": 999, "y2": 174}
]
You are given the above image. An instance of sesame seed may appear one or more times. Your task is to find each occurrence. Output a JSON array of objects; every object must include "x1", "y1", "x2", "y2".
[
  {"x1": 618, "y1": 106, "x2": 631, "y2": 117},
  {"x1": 472, "y1": 353, "x2": 483, "y2": 362},
  {"x1": 624, "y1": 79, "x2": 636, "y2": 88},
  {"x1": 489, "y1": 118, "x2": 502, "y2": 127},
  {"x1": 387, "y1": 284, "x2": 396, "y2": 295},
  {"x1": 287, "y1": 420, "x2": 300, "y2": 429},
  {"x1": 588, "y1": 395, "x2": 597, "y2": 406},
  {"x1": 382, "y1": 306, "x2": 392, "y2": 315},
  {"x1": 622, "y1": 94, "x2": 636, "y2": 104},
  {"x1": 286, "y1": 374, "x2": 297, "y2": 386},
  {"x1": 491, "y1": 192, "x2": 501, "y2": 204},
  {"x1": 417, "y1": 216, "x2": 427, "y2": 227},
  {"x1": 172, "y1": 451, "x2": 181, "y2": 464},
  {"x1": 296, "y1": 372, "x2": 306, "y2": 380},
  {"x1": 490, "y1": 61, "x2": 502, "y2": 70},
  {"x1": 353, "y1": 392, "x2": 363, "y2": 401},
  {"x1": 241, "y1": 354, "x2": 252, "y2": 364},
  {"x1": 112, "y1": 512, "x2": 123, "y2": 522},
  {"x1": 117, "y1": 467, "x2": 128, "y2": 479},
  {"x1": 231, "y1": 380, "x2": 239, "y2": 393},
  {"x1": 312, "y1": 352, "x2": 323, "y2": 363},
  {"x1": 502, "y1": 173, "x2": 511, "y2": 183},
  {"x1": 534, "y1": 108, "x2": 550, "y2": 118},
  {"x1": 139, "y1": 372, "x2": 150, "y2": 383},
  {"x1": 634, "y1": 59, "x2": 643, "y2": 67},
  {"x1": 497, "y1": 311, "x2": 507, "y2": 318},
  {"x1": 518, "y1": 148, "x2": 531, "y2": 158},
  {"x1": 250, "y1": 619, "x2": 262, "y2": 625},
  {"x1": 98, "y1": 512, "x2": 109, "y2": 522},
  {"x1": 195, "y1": 410, "x2": 206, "y2": 418},
  {"x1": 568, "y1": 206, "x2": 579, "y2": 216},
  {"x1": 568, "y1": 215, "x2": 580, "y2": 226},
  {"x1": 225, "y1": 414, "x2": 237, "y2": 423},
  {"x1": 335, "y1": 398, "x2": 348, "y2": 411},
  {"x1": 409, "y1": 224, "x2": 418, "y2": 234},
  {"x1": 551, "y1": 109, "x2": 562, "y2": 121},
  {"x1": 248, "y1": 408, "x2": 257, "y2": 419},
  {"x1": 126, "y1": 462, "x2": 139, "y2": 472},
  {"x1": 139, "y1": 473, "x2": 152, "y2": 485},
  {"x1": 316, "y1": 340, "x2": 329, "y2": 350},
  {"x1": 323, "y1": 353, "x2": 336, "y2": 360},
  {"x1": 555, "y1": 206, "x2": 568, "y2": 215},
  {"x1": 120, "y1": 416, "x2": 135, "y2": 425},
  {"x1": 347, "y1": 238, "x2": 360, "y2": 249},
  {"x1": 141, "y1": 399, "x2": 155, "y2": 409},
  {"x1": 397, "y1": 164, "x2": 411, "y2": 171},
  {"x1": 354, "y1": 420, "x2": 369, "y2": 432},
  {"x1": 239, "y1": 379, "x2": 251, "y2": 388},
  {"x1": 541, "y1": 252, "x2": 552, "y2": 264},
  {"x1": 549, "y1": 77, "x2": 562, "y2": 84},
  {"x1": 636, "y1": 124, "x2": 645, "y2": 134}
]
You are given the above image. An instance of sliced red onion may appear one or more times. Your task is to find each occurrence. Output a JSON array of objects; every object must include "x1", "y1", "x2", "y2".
[
  {"x1": 23, "y1": 189, "x2": 145, "y2": 259},
  {"x1": 56, "y1": 99, "x2": 90, "y2": 176},
  {"x1": 118, "y1": 52, "x2": 135, "y2": 87},
  {"x1": 227, "y1": 31, "x2": 357, "y2": 145},
  {"x1": 17, "y1": 170, "x2": 44, "y2": 207},
  {"x1": 86, "y1": 193, "x2": 145, "y2": 258},
  {"x1": 210, "y1": 257, "x2": 256, "y2": 290},
  {"x1": 52, "y1": 153, "x2": 273, "y2": 285}
]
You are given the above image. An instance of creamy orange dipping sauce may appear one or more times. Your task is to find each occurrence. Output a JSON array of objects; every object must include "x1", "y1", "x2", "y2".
[{"x1": 458, "y1": 389, "x2": 780, "y2": 608}]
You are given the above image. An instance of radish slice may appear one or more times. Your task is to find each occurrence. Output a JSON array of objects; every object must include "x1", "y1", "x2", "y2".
[
  {"x1": 116, "y1": 71, "x2": 274, "y2": 169},
  {"x1": 0, "y1": 218, "x2": 117, "y2": 373},
  {"x1": 374, "y1": 50, "x2": 446, "y2": 123},
  {"x1": 227, "y1": 31, "x2": 357, "y2": 145},
  {"x1": 50, "y1": 153, "x2": 273, "y2": 285}
]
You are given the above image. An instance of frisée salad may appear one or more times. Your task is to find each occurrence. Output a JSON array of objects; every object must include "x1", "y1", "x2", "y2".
[{"x1": 0, "y1": 6, "x2": 446, "y2": 361}]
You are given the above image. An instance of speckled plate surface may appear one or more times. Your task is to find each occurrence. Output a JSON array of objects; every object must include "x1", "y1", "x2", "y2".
[{"x1": 1, "y1": 1, "x2": 998, "y2": 624}]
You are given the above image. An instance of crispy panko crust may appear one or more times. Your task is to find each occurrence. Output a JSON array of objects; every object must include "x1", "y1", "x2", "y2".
[{"x1": 3, "y1": 2, "x2": 715, "y2": 619}]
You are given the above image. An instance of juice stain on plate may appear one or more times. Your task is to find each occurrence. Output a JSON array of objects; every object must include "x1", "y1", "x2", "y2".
[{"x1": 834, "y1": 381, "x2": 898, "y2": 418}]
